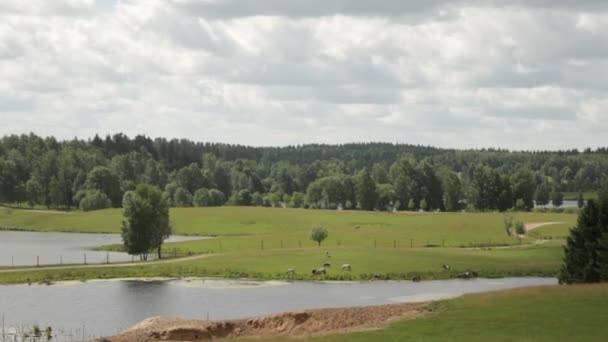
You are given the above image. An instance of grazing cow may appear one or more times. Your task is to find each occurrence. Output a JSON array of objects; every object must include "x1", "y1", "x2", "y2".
[
  {"x1": 312, "y1": 267, "x2": 326, "y2": 275},
  {"x1": 412, "y1": 275, "x2": 422, "y2": 282},
  {"x1": 323, "y1": 262, "x2": 331, "y2": 268},
  {"x1": 341, "y1": 264, "x2": 352, "y2": 271},
  {"x1": 442, "y1": 264, "x2": 450, "y2": 271},
  {"x1": 355, "y1": 226, "x2": 360, "y2": 230},
  {"x1": 286, "y1": 268, "x2": 296, "y2": 276}
]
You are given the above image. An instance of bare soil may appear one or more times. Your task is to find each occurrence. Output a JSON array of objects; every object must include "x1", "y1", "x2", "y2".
[
  {"x1": 94, "y1": 302, "x2": 426, "y2": 342},
  {"x1": 524, "y1": 222, "x2": 567, "y2": 232}
]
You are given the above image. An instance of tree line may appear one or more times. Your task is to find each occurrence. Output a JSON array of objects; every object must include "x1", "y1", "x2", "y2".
[{"x1": 0, "y1": 133, "x2": 606, "y2": 212}]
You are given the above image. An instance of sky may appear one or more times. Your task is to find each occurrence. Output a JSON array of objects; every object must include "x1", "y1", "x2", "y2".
[{"x1": 1, "y1": 0, "x2": 607, "y2": 150}]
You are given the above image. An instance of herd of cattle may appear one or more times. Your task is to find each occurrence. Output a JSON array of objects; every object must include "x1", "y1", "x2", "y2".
[{"x1": 285, "y1": 251, "x2": 479, "y2": 280}]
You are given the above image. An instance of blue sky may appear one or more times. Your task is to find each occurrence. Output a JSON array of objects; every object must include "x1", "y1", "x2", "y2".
[{"x1": 1, "y1": 0, "x2": 607, "y2": 149}]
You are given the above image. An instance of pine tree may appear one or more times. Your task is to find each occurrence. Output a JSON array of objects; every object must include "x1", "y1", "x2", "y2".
[{"x1": 559, "y1": 197, "x2": 607, "y2": 283}]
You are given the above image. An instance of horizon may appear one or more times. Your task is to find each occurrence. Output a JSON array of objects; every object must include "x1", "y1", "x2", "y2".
[{"x1": 1, "y1": 131, "x2": 605, "y2": 153}]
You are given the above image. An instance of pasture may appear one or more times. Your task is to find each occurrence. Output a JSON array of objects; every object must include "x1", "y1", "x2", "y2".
[{"x1": 0, "y1": 207, "x2": 577, "y2": 283}]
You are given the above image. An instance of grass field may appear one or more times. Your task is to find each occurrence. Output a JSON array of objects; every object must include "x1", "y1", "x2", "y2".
[
  {"x1": 294, "y1": 283, "x2": 608, "y2": 342},
  {"x1": 0, "y1": 207, "x2": 577, "y2": 284}
]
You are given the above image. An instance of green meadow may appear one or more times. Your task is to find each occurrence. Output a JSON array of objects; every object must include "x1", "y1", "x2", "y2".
[{"x1": 0, "y1": 207, "x2": 577, "y2": 283}]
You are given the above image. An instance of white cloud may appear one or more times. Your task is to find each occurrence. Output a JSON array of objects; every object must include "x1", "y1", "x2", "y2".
[{"x1": 0, "y1": 0, "x2": 607, "y2": 149}]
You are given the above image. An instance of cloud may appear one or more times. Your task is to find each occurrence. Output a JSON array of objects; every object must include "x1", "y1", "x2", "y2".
[{"x1": 0, "y1": 0, "x2": 607, "y2": 150}]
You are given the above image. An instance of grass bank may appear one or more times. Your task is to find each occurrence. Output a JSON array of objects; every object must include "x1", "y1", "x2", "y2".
[{"x1": 296, "y1": 283, "x2": 608, "y2": 342}]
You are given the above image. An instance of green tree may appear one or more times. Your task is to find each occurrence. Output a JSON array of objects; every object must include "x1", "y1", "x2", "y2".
[
  {"x1": 193, "y1": 188, "x2": 212, "y2": 207},
  {"x1": 551, "y1": 190, "x2": 564, "y2": 208},
  {"x1": 441, "y1": 171, "x2": 462, "y2": 212},
  {"x1": 376, "y1": 183, "x2": 396, "y2": 211},
  {"x1": 355, "y1": 168, "x2": 377, "y2": 211},
  {"x1": 510, "y1": 168, "x2": 536, "y2": 211},
  {"x1": 85, "y1": 166, "x2": 122, "y2": 207},
  {"x1": 121, "y1": 184, "x2": 172, "y2": 260},
  {"x1": 559, "y1": 190, "x2": 608, "y2": 283},
  {"x1": 535, "y1": 182, "x2": 550, "y2": 207},
  {"x1": 209, "y1": 189, "x2": 226, "y2": 206},
  {"x1": 289, "y1": 192, "x2": 305, "y2": 208},
  {"x1": 577, "y1": 192, "x2": 585, "y2": 208},
  {"x1": 310, "y1": 226, "x2": 328, "y2": 246},
  {"x1": 230, "y1": 189, "x2": 252, "y2": 206},
  {"x1": 173, "y1": 187, "x2": 193, "y2": 207}
]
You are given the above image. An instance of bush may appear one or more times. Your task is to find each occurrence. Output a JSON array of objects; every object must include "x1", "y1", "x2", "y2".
[
  {"x1": 209, "y1": 189, "x2": 226, "y2": 206},
  {"x1": 79, "y1": 190, "x2": 112, "y2": 211},
  {"x1": 514, "y1": 221, "x2": 526, "y2": 235},
  {"x1": 193, "y1": 188, "x2": 211, "y2": 207}
]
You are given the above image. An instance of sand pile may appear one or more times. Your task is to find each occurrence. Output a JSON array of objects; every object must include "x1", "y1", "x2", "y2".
[{"x1": 96, "y1": 302, "x2": 425, "y2": 341}]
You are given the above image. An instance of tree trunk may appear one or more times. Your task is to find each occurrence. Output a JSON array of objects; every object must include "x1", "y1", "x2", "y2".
[{"x1": 157, "y1": 244, "x2": 162, "y2": 259}]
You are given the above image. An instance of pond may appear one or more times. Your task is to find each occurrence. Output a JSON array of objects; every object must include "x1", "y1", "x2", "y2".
[
  {"x1": 0, "y1": 277, "x2": 557, "y2": 341},
  {"x1": 0, "y1": 231, "x2": 210, "y2": 266}
]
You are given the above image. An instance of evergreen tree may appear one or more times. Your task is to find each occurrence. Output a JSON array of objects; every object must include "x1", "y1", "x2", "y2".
[{"x1": 559, "y1": 198, "x2": 607, "y2": 283}]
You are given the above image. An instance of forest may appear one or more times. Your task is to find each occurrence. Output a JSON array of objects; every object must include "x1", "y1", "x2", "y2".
[{"x1": 0, "y1": 133, "x2": 606, "y2": 212}]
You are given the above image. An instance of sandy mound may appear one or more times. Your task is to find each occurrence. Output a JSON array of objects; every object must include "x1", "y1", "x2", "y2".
[{"x1": 95, "y1": 303, "x2": 425, "y2": 342}]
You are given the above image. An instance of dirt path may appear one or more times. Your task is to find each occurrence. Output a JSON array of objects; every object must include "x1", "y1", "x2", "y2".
[
  {"x1": 0, "y1": 253, "x2": 219, "y2": 274},
  {"x1": 524, "y1": 222, "x2": 567, "y2": 232},
  {"x1": 95, "y1": 302, "x2": 426, "y2": 342}
]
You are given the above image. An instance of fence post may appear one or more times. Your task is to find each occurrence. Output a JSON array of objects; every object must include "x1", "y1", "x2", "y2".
[
  {"x1": 442, "y1": 239, "x2": 445, "y2": 247},
  {"x1": 261, "y1": 240, "x2": 264, "y2": 250},
  {"x1": 84, "y1": 253, "x2": 87, "y2": 265},
  {"x1": 410, "y1": 239, "x2": 413, "y2": 248},
  {"x1": 107, "y1": 253, "x2": 110, "y2": 264}
]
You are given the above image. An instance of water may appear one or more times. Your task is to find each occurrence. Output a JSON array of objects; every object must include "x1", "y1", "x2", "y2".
[
  {"x1": 0, "y1": 277, "x2": 557, "y2": 340},
  {"x1": 534, "y1": 200, "x2": 578, "y2": 209},
  {"x1": 0, "y1": 231, "x2": 210, "y2": 266}
]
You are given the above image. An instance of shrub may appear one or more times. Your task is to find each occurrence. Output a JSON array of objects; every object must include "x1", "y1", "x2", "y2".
[
  {"x1": 514, "y1": 221, "x2": 526, "y2": 235},
  {"x1": 79, "y1": 190, "x2": 112, "y2": 211},
  {"x1": 209, "y1": 189, "x2": 226, "y2": 206}
]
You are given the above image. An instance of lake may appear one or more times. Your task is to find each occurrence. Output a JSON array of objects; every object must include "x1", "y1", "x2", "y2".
[
  {"x1": 0, "y1": 277, "x2": 557, "y2": 341},
  {"x1": 0, "y1": 231, "x2": 210, "y2": 266}
]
